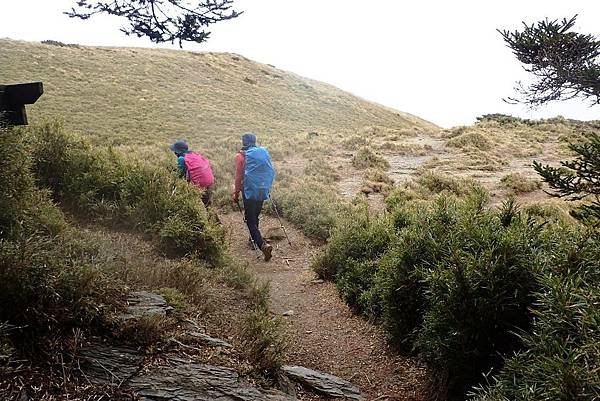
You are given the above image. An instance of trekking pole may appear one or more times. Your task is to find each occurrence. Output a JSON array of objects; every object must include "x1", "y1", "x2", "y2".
[
  {"x1": 270, "y1": 199, "x2": 292, "y2": 246},
  {"x1": 236, "y1": 200, "x2": 262, "y2": 259}
]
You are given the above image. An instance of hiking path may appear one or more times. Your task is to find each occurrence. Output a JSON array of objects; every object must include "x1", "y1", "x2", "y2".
[{"x1": 221, "y1": 213, "x2": 428, "y2": 401}]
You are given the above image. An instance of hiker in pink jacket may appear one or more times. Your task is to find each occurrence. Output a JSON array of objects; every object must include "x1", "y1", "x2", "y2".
[{"x1": 169, "y1": 140, "x2": 215, "y2": 206}]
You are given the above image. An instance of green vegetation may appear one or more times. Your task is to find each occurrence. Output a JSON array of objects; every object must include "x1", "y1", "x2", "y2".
[
  {"x1": 29, "y1": 121, "x2": 224, "y2": 260},
  {"x1": 500, "y1": 172, "x2": 542, "y2": 194},
  {"x1": 447, "y1": 131, "x2": 492, "y2": 150},
  {"x1": 352, "y1": 146, "x2": 390, "y2": 169},
  {"x1": 273, "y1": 179, "x2": 347, "y2": 240},
  {"x1": 0, "y1": 125, "x2": 124, "y2": 347},
  {"x1": 1, "y1": 121, "x2": 287, "y2": 398},
  {"x1": 361, "y1": 169, "x2": 394, "y2": 195},
  {"x1": 534, "y1": 132, "x2": 600, "y2": 224},
  {"x1": 241, "y1": 307, "x2": 287, "y2": 373},
  {"x1": 314, "y1": 190, "x2": 599, "y2": 401},
  {"x1": 416, "y1": 171, "x2": 478, "y2": 196},
  {"x1": 473, "y1": 231, "x2": 600, "y2": 401}
]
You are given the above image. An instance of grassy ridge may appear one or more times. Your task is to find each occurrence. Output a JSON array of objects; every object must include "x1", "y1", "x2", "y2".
[{"x1": 0, "y1": 39, "x2": 436, "y2": 145}]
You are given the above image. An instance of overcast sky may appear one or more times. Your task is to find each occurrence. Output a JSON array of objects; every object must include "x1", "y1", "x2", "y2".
[{"x1": 1, "y1": 0, "x2": 599, "y2": 127}]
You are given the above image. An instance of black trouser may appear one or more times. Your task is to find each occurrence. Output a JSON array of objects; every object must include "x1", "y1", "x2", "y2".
[
  {"x1": 243, "y1": 197, "x2": 264, "y2": 249},
  {"x1": 201, "y1": 185, "x2": 213, "y2": 207}
]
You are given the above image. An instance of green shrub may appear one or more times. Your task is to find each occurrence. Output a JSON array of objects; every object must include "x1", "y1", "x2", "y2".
[
  {"x1": 241, "y1": 307, "x2": 287, "y2": 373},
  {"x1": 158, "y1": 287, "x2": 188, "y2": 313},
  {"x1": 416, "y1": 171, "x2": 479, "y2": 196},
  {"x1": 473, "y1": 234, "x2": 600, "y2": 401},
  {"x1": 523, "y1": 202, "x2": 570, "y2": 223},
  {"x1": 273, "y1": 179, "x2": 347, "y2": 240},
  {"x1": 313, "y1": 207, "x2": 394, "y2": 281},
  {"x1": 315, "y1": 191, "x2": 565, "y2": 400},
  {"x1": 361, "y1": 168, "x2": 394, "y2": 194},
  {"x1": 384, "y1": 187, "x2": 420, "y2": 211},
  {"x1": 352, "y1": 146, "x2": 390, "y2": 169},
  {"x1": 0, "y1": 125, "x2": 123, "y2": 342},
  {"x1": 500, "y1": 172, "x2": 542, "y2": 193},
  {"x1": 27, "y1": 122, "x2": 223, "y2": 260},
  {"x1": 415, "y1": 200, "x2": 543, "y2": 399}
]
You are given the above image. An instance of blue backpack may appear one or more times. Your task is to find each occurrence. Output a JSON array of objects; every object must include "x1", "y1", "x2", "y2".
[{"x1": 244, "y1": 147, "x2": 275, "y2": 201}]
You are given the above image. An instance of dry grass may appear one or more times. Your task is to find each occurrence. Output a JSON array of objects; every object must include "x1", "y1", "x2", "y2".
[{"x1": 500, "y1": 172, "x2": 542, "y2": 194}]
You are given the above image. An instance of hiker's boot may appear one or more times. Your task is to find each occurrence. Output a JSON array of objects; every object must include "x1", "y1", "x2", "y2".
[
  {"x1": 247, "y1": 237, "x2": 256, "y2": 250},
  {"x1": 261, "y1": 242, "x2": 273, "y2": 262}
]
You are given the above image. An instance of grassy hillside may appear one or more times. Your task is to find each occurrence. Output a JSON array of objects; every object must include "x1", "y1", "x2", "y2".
[{"x1": 0, "y1": 39, "x2": 436, "y2": 146}]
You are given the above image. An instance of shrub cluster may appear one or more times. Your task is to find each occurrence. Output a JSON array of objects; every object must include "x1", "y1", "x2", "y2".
[
  {"x1": 28, "y1": 121, "x2": 224, "y2": 260},
  {"x1": 352, "y1": 146, "x2": 390, "y2": 170},
  {"x1": 0, "y1": 125, "x2": 123, "y2": 346},
  {"x1": 500, "y1": 172, "x2": 542, "y2": 194},
  {"x1": 272, "y1": 179, "x2": 348, "y2": 240},
  {"x1": 313, "y1": 190, "x2": 598, "y2": 400},
  {"x1": 447, "y1": 131, "x2": 492, "y2": 150},
  {"x1": 473, "y1": 232, "x2": 600, "y2": 401}
]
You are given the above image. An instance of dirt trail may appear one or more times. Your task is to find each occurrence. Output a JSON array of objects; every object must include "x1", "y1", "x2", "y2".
[{"x1": 221, "y1": 213, "x2": 428, "y2": 401}]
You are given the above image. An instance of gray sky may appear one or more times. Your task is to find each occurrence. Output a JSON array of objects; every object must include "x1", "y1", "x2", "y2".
[{"x1": 1, "y1": 0, "x2": 599, "y2": 127}]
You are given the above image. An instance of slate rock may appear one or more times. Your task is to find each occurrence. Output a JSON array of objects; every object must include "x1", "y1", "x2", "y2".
[
  {"x1": 281, "y1": 365, "x2": 364, "y2": 400},
  {"x1": 119, "y1": 291, "x2": 173, "y2": 321},
  {"x1": 185, "y1": 331, "x2": 233, "y2": 348},
  {"x1": 129, "y1": 358, "x2": 296, "y2": 401},
  {"x1": 79, "y1": 343, "x2": 143, "y2": 384}
]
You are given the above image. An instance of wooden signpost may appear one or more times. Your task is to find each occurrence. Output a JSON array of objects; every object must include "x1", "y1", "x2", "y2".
[{"x1": 0, "y1": 82, "x2": 44, "y2": 125}]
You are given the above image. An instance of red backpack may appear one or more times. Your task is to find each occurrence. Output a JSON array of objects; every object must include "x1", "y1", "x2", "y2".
[{"x1": 184, "y1": 152, "x2": 215, "y2": 188}]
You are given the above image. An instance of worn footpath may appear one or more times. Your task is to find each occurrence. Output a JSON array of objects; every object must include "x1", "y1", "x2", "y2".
[{"x1": 222, "y1": 213, "x2": 428, "y2": 401}]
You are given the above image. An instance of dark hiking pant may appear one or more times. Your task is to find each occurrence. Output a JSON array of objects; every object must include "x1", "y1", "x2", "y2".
[
  {"x1": 243, "y1": 197, "x2": 264, "y2": 249},
  {"x1": 201, "y1": 185, "x2": 213, "y2": 207}
]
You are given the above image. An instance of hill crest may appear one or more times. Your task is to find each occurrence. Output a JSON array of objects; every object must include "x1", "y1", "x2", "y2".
[{"x1": 0, "y1": 38, "x2": 437, "y2": 144}]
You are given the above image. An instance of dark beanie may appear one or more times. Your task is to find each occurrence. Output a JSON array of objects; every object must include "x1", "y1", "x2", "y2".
[
  {"x1": 241, "y1": 132, "x2": 257, "y2": 149},
  {"x1": 169, "y1": 139, "x2": 189, "y2": 154}
]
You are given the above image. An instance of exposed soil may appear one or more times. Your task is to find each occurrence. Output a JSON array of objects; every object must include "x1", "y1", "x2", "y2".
[{"x1": 221, "y1": 213, "x2": 429, "y2": 401}]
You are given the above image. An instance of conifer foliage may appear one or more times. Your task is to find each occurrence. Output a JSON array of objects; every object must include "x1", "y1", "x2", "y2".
[
  {"x1": 502, "y1": 16, "x2": 600, "y2": 226},
  {"x1": 67, "y1": 0, "x2": 241, "y2": 46}
]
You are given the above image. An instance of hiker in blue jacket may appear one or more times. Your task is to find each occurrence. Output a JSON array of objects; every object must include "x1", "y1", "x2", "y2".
[{"x1": 232, "y1": 132, "x2": 275, "y2": 261}]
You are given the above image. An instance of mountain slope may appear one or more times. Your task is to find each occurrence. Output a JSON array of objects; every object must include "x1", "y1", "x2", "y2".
[{"x1": 0, "y1": 39, "x2": 436, "y2": 145}]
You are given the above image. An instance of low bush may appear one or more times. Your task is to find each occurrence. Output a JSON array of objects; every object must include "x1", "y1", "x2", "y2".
[
  {"x1": 523, "y1": 201, "x2": 570, "y2": 223},
  {"x1": 0, "y1": 125, "x2": 123, "y2": 346},
  {"x1": 313, "y1": 206, "x2": 394, "y2": 280},
  {"x1": 304, "y1": 157, "x2": 340, "y2": 184},
  {"x1": 116, "y1": 315, "x2": 173, "y2": 346},
  {"x1": 361, "y1": 169, "x2": 394, "y2": 195},
  {"x1": 384, "y1": 187, "x2": 421, "y2": 211},
  {"x1": 473, "y1": 233, "x2": 600, "y2": 401},
  {"x1": 272, "y1": 179, "x2": 348, "y2": 240},
  {"x1": 28, "y1": 121, "x2": 224, "y2": 260},
  {"x1": 240, "y1": 307, "x2": 287, "y2": 373},
  {"x1": 414, "y1": 199, "x2": 543, "y2": 399},
  {"x1": 342, "y1": 134, "x2": 370, "y2": 150},
  {"x1": 500, "y1": 172, "x2": 542, "y2": 194},
  {"x1": 447, "y1": 131, "x2": 492, "y2": 150},
  {"x1": 352, "y1": 146, "x2": 390, "y2": 170},
  {"x1": 416, "y1": 171, "x2": 478, "y2": 197},
  {"x1": 313, "y1": 190, "x2": 587, "y2": 400}
]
